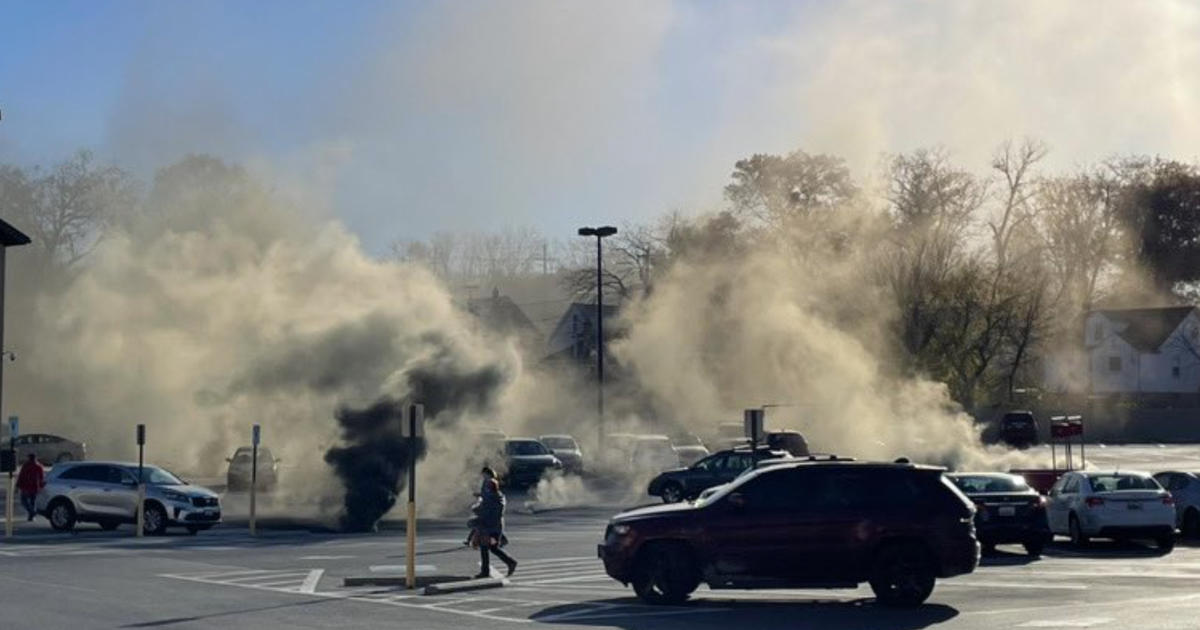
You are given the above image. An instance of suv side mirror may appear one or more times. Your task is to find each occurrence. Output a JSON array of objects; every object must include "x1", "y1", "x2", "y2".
[
  {"x1": 225, "y1": 457, "x2": 232, "y2": 463},
  {"x1": 727, "y1": 492, "x2": 746, "y2": 509}
]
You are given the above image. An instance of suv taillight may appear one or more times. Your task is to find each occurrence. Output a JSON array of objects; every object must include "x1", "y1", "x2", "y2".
[
  {"x1": 1085, "y1": 497, "x2": 1104, "y2": 508},
  {"x1": 1163, "y1": 495, "x2": 1176, "y2": 506}
]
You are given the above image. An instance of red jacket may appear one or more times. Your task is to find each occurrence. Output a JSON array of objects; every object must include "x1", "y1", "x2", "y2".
[{"x1": 16, "y1": 460, "x2": 44, "y2": 495}]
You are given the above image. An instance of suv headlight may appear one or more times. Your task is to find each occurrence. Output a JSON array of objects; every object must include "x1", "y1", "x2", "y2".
[
  {"x1": 612, "y1": 523, "x2": 631, "y2": 536},
  {"x1": 162, "y1": 490, "x2": 189, "y2": 503}
]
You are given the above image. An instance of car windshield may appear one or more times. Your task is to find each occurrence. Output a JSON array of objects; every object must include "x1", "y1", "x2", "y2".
[
  {"x1": 541, "y1": 437, "x2": 576, "y2": 450},
  {"x1": 951, "y1": 475, "x2": 1029, "y2": 493},
  {"x1": 133, "y1": 466, "x2": 184, "y2": 485},
  {"x1": 232, "y1": 449, "x2": 273, "y2": 463},
  {"x1": 506, "y1": 440, "x2": 548, "y2": 456},
  {"x1": 1088, "y1": 474, "x2": 1159, "y2": 492}
]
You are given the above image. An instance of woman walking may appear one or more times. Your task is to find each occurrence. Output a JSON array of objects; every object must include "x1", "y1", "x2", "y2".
[{"x1": 473, "y1": 467, "x2": 517, "y2": 578}]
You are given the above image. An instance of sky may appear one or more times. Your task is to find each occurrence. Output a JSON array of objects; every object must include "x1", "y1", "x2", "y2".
[{"x1": 2, "y1": 0, "x2": 1199, "y2": 255}]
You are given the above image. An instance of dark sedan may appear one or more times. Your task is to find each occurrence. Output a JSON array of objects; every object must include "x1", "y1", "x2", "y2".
[
  {"x1": 948, "y1": 472, "x2": 1052, "y2": 556},
  {"x1": 502, "y1": 439, "x2": 563, "y2": 489},
  {"x1": 647, "y1": 447, "x2": 789, "y2": 503}
]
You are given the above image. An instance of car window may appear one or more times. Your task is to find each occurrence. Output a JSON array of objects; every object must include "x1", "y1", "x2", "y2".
[
  {"x1": 951, "y1": 475, "x2": 1029, "y2": 494},
  {"x1": 737, "y1": 468, "x2": 806, "y2": 512},
  {"x1": 59, "y1": 465, "x2": 108, "y2": 482},
  {"x1": 1170, "y1": 475, "x2": 1190, "y2": 492},
  {"x1": 134, "y1": 466, "x2": 184, "y2": 485},
  {"x1": 694, "y1": 454, "x2": 724, "y2": 471},
  {"x1": 506, "y1": 441, "x2": 548, "y2": 456},
  {"x1": 101, "y1": 466, "x2": 132, "y2": 485},
  {"x1": 726, "y1": 453, "x2": 754, "y2": 471},
  {"x1": 541, "y1": 438, "x2": 576, "y2": 450},
  {"x1": 1087, "y1": 474, "x2": 1158, "y2": 492},
  {"x1": 1061, "y1": 476, "x2": 1079, "y2": 494}
]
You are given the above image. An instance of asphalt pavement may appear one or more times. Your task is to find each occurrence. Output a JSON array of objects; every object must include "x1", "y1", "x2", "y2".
[{"x1": 4, "y1": 444, "x2": 1200, "y2": 629}]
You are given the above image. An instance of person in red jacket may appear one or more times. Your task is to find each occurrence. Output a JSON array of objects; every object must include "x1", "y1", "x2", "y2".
[{"x1": 15, "y1": 454, "x2": 45, "y2": 521}]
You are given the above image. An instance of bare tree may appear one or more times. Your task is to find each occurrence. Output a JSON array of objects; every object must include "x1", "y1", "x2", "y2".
[
  {"x1": 725, "y1": 151, "x2": 857, "y2": 229},
  {"x1": 5, "y1": 150, "x2": 136, "y2": 272}
]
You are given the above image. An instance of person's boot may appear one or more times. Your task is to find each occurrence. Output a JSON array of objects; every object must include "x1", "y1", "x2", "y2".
[{"x1": 505, "y1": 558, "x2": 517, "y2": 577}]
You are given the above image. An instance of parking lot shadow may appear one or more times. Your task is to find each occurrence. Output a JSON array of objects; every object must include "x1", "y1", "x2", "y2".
[
  {"x1": 531, "y1": 597, "x2": 957, "y2": 630},
  {"x1": 1041, "y1": 539, "x2": 1172, "y2": 559}
]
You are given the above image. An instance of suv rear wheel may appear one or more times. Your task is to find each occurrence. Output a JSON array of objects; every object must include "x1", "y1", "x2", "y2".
[
  {"x1": 631, "y1": 542, "x2": 699, "y2": 605},
  {"x1": 48, "y1": 499, "x2": 77, "y2": 532},
  {"x1": 869, "y1": 542, "x2": 936, "y2": 607}
]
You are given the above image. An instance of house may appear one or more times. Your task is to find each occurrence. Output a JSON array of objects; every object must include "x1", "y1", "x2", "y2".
[
  {"x1": 544, "y1": 302, "x2": 620, "y2": 364},
  {"x1": 1079, "y1": 306, "x2": 1200, "y2": 394},
  {"x1": 467, "y1": 288, "x2": 539, "y2": 346}
]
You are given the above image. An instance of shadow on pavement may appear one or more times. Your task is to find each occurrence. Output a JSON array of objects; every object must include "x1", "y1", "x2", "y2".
[
  {"x1": 119, "y1": 597, "x2": 340, "y2": 628},
  {"x1": 531, "y1": 597, "x2": 957, "y2": 630},
  {"x1": 1040, "y1": 539, "x2": 1172, "y2": 559}
]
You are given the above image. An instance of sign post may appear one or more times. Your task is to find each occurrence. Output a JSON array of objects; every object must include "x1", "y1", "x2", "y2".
[
  {"x1": 250, "y1": 424, "x2": 260, "y2": 536},
  {"x1": 135, "y1": 424, "x2": 145, "y2": 537},
  {"x1": 402, "y1": 403, "x2": 423, "y2": 589},
  {"x1": 744, "y1": 408, "x2": 764, "y2": 468},
  {"x1": 4, "y1": 416, "x2": 16, "y2": 538}
]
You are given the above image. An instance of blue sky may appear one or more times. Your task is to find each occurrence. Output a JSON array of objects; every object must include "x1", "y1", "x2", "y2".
[{"x1": 3, "y1": 1, "x2": 1199, "y2": 254}]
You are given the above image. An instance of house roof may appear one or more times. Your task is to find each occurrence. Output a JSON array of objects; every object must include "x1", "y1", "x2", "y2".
[
  {"x1": 467, "y1": 289, "x2": 538, "y2": 336},
  {"x1": 1093, "y1": 306, "x2": 1196, "y2": 351},
  {"x1": 0, "y1": 218, "x2": 31, "y2": 247}
]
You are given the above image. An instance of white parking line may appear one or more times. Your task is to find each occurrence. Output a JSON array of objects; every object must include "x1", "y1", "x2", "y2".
[{"x1": 299, "y1": 569, "x2": 324, "y2": 593}]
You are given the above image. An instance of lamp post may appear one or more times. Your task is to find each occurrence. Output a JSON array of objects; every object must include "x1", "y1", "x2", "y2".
[
  {"x1": 0, "y1": 217, "x2": 30, "y2": 539},
  {"x1": 577, "y1": 226, "x2": 617, "y2": 450}
]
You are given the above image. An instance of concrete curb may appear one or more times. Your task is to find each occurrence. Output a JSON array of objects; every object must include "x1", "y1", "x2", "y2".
[{"x1": 422, "y1": 576, "x2": 507, "y2": 595}]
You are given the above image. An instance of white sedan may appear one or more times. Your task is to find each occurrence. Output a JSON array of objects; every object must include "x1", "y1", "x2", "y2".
[{"x1": 1047, "y1": 471, "x2": 1176, "y2": 551}]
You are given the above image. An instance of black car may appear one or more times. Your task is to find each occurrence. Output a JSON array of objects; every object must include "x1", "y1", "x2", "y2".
[
  {"x1": 501, "y1": 439, "x2": 563, "y2": 489},
  {"x1": 647, "y1": 447, "x2": 790, "y2": 503},
  {"x1": 603, "y1": 460, "x2": 980, "y2": 607},
  {"x1": 948, "y1": 472, "x2": 1051, "y2": 556},
  {"x1": 999, "y1": 411, "x2": 1039, "y2": 448}
]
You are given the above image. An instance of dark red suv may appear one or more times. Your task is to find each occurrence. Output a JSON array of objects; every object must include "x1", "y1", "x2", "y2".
[{"x1": 598, "y1": 459, "x2": 979, "y2": 607}]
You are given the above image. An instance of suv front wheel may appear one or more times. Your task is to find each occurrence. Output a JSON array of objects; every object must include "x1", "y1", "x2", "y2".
[
  {"x1": 631, "y1": 542, "x2": 700, "y2": 605},
  {"x1": 869, "y1": 543, "x2": 936, "y2": 607}
]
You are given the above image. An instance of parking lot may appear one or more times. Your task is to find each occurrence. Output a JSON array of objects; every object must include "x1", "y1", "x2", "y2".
[{"x1": 0, "y1": 444, "x2": 1197, "y2": 629}]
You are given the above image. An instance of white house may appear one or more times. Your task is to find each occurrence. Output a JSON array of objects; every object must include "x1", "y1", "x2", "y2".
[{"x1": 1065, "y1": 306, "x2": 1200, "y2": 394}]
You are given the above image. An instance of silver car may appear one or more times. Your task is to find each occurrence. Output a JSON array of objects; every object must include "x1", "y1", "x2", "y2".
[
  {"x1": 12, "y1": 433, "x2": 87, "y2": 465},
  {"x1": 539, "y1": 434, "x2": 583, "y2": 474},
  {"x1": 35, "y1": 461, "x2": 221, "y2": 535}
]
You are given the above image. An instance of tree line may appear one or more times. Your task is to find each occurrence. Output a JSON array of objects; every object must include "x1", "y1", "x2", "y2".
[{"x1": 4, "y1": 143, "x2": 1200, "y2": 410}]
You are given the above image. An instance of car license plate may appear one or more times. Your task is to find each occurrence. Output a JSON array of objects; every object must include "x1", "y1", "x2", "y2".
[
  {"x1": 998, "y1": 506, "x2": 1016, "y2": 517},
  {"x1": 1128, "y1": 502, "x2": 1142, "y2": 510}
]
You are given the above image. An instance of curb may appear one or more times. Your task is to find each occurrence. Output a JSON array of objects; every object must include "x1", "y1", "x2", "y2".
[{"x1": 422, "y1": 576, "x2": 507, "y2": 595}]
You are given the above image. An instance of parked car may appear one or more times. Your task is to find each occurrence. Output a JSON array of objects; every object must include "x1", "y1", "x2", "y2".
[
  {"x1": 999, "y1": 411, "x2": 1039, "y2": 448},
  {"x1": 1152, "y1": 471, "x2": 1200, "y2": 537},
  {"x1": 502, "y1": 439, "x2": 563, "y2": 489},
  {"x1": 647, "y1": 447, "x2": 790, "y2": 503},
  {"x1": 225, "y1": 446, "x2": 279, "y2": 492},
  {"x1": 36, "y1": 461, "x2": 221, "y2": 535},
  {"x1": 12, "y1": 433, "x2": 86, "y2": 465},
  {"x1": 630, "y1": 435, "x2": 680, "y2": 473},
  {"x1": 948, "y1": 472, "x2": 1052, "y2": 556},
  {"x1": 1046, "y1": 471, "x2": 1175, "y2": 551},
  {"x1": 539, "y1": 434, "x2": 584, "y2": 474},
  {"x1": 599, "y1": 432, "x2": 639, "y2": 470},
  {"x1": 601, "y1": 459, "x2": 979, "y2": 606},
  {"x1": 669, "y1": 433, "x2": 710, "y2": 467},
  {"x1": 764, "y1": 430, "x2": 810, "y2": 457}
]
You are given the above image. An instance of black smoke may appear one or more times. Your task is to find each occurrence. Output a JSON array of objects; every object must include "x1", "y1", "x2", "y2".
[{"x1": 324, "y1": 350, "x2": 507, "y2": 532}]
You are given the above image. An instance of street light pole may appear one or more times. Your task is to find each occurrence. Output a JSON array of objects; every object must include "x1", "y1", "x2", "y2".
[{"x1": 578, "y1": 226, "x2": 617, "y2": 451}]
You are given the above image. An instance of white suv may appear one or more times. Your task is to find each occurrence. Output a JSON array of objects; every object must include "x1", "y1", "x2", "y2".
[
  {"x1": 1047, "y1": 471, "x2": 1175, "y2": 551},
  {"x1": 36, "y1": 461, "x2": 221, "y2": 535}
]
